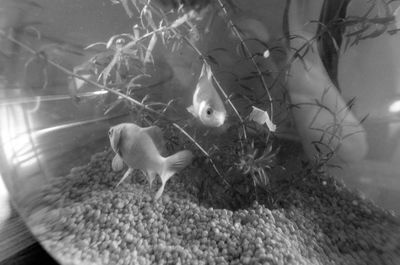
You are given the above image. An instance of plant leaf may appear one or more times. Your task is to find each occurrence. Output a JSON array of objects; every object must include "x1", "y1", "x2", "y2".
[
  {"x1": 85, "y1": 42, "x2": 107, "y2": 50},
  {"x1": 129, "y1": 0, "x2": 140, "y2": 12},
  {"x1": 104, "y1": 98, "x2": 124, "y2": 115},
  {"x1": 144, "y1": 33, "x2": 157, "y2": 64},
  {"x1": 119, "y1": 0, "x2": 134, "y2": 18},
  {"x1": 170, "y1": 14, "x2": 189, "y2": 28}
]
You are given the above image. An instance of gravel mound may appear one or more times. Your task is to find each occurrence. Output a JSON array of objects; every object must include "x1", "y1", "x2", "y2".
[{"x1": 27, "y1": 149, "x2": 400, "y2": 265}]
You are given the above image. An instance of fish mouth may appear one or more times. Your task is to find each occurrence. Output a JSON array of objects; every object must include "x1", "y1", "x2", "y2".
[
  {"x1": 203, "y1": 117, "x2": 225, "y2": 127},
  {"x1": 214, "y1": 112, "x2": 226, "y2": 127},
  {"x1": 213, "y1": 120, "x2": 224, "y2": 127}
]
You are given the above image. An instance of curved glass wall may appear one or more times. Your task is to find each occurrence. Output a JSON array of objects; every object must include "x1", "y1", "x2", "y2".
[{"x1": 1, "y1": 0, "x2": 400, "y2": 264}]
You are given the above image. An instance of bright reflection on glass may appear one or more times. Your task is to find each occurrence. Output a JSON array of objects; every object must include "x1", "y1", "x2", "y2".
[
  {"x1": 0, "y1": 90, "x2": 108, "y2": 107},
  {"x1": 0, "y1": 173, "x2": 11, "y2": 223},
  {"x1": 389, "y1": 100, "x2": 400, "y2": 113},
  {"x1": 0, "y1": 105, "x2": 39, "y2": 169}
]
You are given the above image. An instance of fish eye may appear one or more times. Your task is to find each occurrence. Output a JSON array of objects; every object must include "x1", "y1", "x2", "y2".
[
  {"x1": 108, "y1": 128, "x2": 113, "y2": 136},
  {"x1": 206, "y1": 108, "x2": 213, "y2": 116}
]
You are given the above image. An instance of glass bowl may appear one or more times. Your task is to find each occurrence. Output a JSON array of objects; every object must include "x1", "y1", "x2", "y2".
[{"x1": 1, "y1": 0, "x2": 400, "y2": 264}]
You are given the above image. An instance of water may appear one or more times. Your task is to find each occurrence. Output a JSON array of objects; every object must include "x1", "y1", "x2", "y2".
[{"x1": 1, "y1": 0, "x2": 400, "y2": 264}]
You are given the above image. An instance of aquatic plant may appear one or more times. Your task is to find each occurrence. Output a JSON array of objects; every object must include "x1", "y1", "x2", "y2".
[
  {"x1": 283, "y1": 0, "x2": 400, "y2": 90},
  {"x1": 234, "y1": 139, "x2": 278, "y2": 202},
  {"x1": 70, "y1": 0, "x2": 279, "y2": 201},
  {"x1": 1, "y1": 0, "x2": 398, "y2": 207}
]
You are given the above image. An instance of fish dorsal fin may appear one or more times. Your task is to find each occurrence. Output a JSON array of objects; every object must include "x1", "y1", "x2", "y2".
[
  {"x1": 198, "y1": 63, "x2": 226, "y2": 113},
  {"x1": 112, "y1": 154, "x2": 124, "y2": 171},
  {"x1": 115, "y1": 168, "x2": 133, "y2": 188},
  {"x1": 196, "y1": 63, "x2": 214, "y2": 97},
  {"x1": 202, "y1": 62, "x2": 213, "y2": 81},
  {"x1": 142, "y1": 125, "x2": 167, "y2": 156}
]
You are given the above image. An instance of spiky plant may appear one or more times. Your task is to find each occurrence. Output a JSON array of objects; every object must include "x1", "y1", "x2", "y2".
[{"x1": 236, "y1": 141, "x2": 276, "y2": 187}]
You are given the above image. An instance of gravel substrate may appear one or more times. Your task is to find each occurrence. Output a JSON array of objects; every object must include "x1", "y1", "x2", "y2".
[{"x1": 26, "y1": 149, "x2": 400, "y2": 265}]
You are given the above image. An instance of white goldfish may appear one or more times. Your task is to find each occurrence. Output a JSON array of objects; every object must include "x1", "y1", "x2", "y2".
[
  {"x1": 108, "y1": 123, "x2": 193, "y2": 200},
  {"x1": 187, "y1": 63, "x2": 227, "y2": 127}
]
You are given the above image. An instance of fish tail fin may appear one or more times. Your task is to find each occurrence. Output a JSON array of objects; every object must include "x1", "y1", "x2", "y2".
[{"x1": 154, "y1": 150, "x2": 193, "y2": 200}]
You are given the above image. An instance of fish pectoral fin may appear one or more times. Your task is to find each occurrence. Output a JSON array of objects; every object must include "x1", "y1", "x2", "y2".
[
  {"x1": 154, "y1": 169, "x2": 174, "y2": 200},
  {"x1": 112, "y1": 154, "x2": 124, "y2": 171},
  {"x1": 115, "y1": 168, "x2": 133, "y2": 188},
  {"x1": 142, "y1": 126, "x2": 167, "y2": 156},
  {"x1": 154, "y1": 179, "x2": 167, "y2": 200},
  {"x1": 186, "y1": 105, "x2": 196, "y2": 117}
]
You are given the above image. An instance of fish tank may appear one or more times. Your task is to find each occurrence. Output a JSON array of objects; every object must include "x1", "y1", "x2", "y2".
[{"x1": 1, "y1": 0, "x2": 400, "y2": 264}]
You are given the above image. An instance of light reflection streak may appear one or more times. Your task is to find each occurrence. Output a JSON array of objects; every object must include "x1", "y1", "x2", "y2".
[
  {"x1": 0, "y1": 173, "x2": 11, "y2": 223},
  {"x1": 0, "y1": 104, "x2": 40, "y2": 169},
  {"x1": 389, "y1": 100, "x2": 400, "y2": 113},
  {"x1": 0, "y1": 88, "x2": 126, "y2": 183},
  {"x1": 30, "y1": 114, "x2": 123, "y2": 137},
  {"x1": 0, "y1": 90, "x2": 109, "y2": 107},
  {"x1": 0, "y1": 89, "x2": 116, "y2": 173},
  {"x1": 1, "y1": 104, "x2": 125, "y2": 168},
  {"x1": 7, "y1": 112, "x2": 125, "y2": 141}
]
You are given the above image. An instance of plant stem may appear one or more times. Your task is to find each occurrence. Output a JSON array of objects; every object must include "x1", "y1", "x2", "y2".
[
  {"x1": 172, "y1": 123, "x2": 231, "y2": 187},
  {"x1": 122, "y1": 27, "x2": 166, "y2": 51},
  {"x1": 145, "y1": 0, "x2": 248, "y2": 141},
  {"x1": 216, "y1": 0, "x2": 274, "y2": 124},
  {"x1": 1, "y1": 31, "x2": 232, "y2": 188}
]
